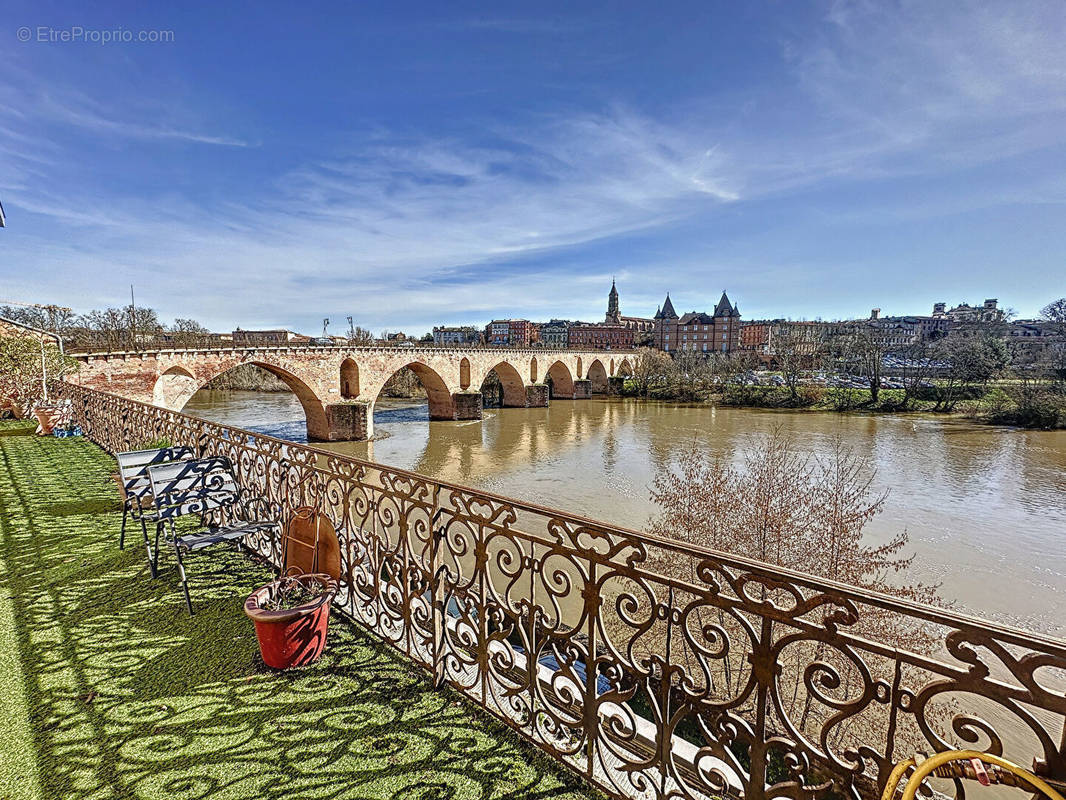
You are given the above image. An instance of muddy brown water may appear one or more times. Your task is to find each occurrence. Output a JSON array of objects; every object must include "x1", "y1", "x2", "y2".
[{"x1": 184, "y1": 389, "x2": 1066, "y2": 638}]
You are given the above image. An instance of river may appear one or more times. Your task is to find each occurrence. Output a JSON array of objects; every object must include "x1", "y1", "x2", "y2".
[{"x1": 184, "y1": 389, "x2": 1066, "y2": 638}]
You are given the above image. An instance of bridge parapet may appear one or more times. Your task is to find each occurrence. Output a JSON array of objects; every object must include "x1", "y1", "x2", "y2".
[{"x1": 70, "y1": 344, "x2": 640, "y2": 361}]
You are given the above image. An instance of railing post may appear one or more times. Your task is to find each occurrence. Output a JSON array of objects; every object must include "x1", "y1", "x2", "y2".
[
  {"x1": 584, "y1": 559, "x2": 599, "y2": 780},
  {"x1": 430, "y1": 495, "x2": 446, "y2": 688}
]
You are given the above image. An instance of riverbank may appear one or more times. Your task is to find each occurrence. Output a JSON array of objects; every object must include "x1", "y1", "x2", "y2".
[
  {"x1": 0, "y1": 420, "x2": 597, "y2": 800},
  {"x1": 620, "y1": 381, "x2": 1066, "y2": 429}
]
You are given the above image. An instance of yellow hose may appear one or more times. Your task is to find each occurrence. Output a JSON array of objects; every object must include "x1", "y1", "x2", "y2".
[{"x1": 880, "y1": 750, "x2": 1066, "y2": 800}]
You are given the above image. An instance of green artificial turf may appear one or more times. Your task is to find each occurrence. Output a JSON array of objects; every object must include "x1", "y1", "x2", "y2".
[{"x1": 0, "y1": 421, "x2": 597, "y2": 800}]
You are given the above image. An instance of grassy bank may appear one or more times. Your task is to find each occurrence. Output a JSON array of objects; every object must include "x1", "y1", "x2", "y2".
[
  {"x1": 621, "y1": 381, "x2": 1066, "y2": 429},
  {"x1": 0, "y1": 421, "x2": 595, "y2": 800}
]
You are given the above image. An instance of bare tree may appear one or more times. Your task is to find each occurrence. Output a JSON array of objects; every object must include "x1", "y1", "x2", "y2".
[
  {"x1": 639, "y1": 431, "x2": 944, "y2": 756},
  {"x1": 771, "y1": 329, "x2": 821, "y2": 402},
  {"x1": 347, "y1": 325, "x2": 375, "y2": 346},
  {"x1": 932, "y1": 333, "x2": 1010, "y2": 412},
  {"x1": 168, "y1": 318, "x2": 211, "y2": 346},
  {"x1": 0, "y1": 337, "x2": 78, "y2": 414},
  {"x1": 629, "y1": 348, "x2": 672, "y2": 398},
  {"x1": 837, "y1": 326, "x2": 888, "y2": 404},
  {"x1": 0, "y1": 305, "x2": 78, "y2": 339},
  {"x1": 669, "y1": 350, "x2": 714, "y2": 401},
  {"x1": 896, "y1": 339, "x2": 935, "y2": 409},
  {"x1": 1040, "y1": 297, "x2": 1066, "y2": 323}
]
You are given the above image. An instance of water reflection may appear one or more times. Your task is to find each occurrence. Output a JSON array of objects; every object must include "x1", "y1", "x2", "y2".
[{"x1": 184, "y1": 389, "x2": 1066, "y2": 636}]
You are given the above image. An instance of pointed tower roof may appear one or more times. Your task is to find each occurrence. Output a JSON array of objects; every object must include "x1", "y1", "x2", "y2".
[
  {"x1": 609, "y1": 278, "x2": 618, "y2": 297},
  {"x1": 660, "y1": 293, "x2": 678, "y2": 319},
  {"x1": 731, "y1": 303, "x2": 741, "y2": 317},
  {"x1": 713, "y1": 291, "x2": 734, "y2": 317}
]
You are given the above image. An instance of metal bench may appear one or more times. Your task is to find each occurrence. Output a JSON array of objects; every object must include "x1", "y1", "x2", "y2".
[
  {"x1": 147, "y1": 456, "x2": 281, "y2": 614},
  {"x1": 115, "y1": 447, "x2": 197, "y2": 564}
]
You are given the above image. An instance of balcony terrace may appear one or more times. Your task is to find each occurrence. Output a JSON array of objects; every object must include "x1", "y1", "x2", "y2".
[
  {"x1": 4, "y1": 383, "x2": 1066, "y2": 800},
  {"x1": 0, "y1": 421, "x2": 595, "y2": 800}
]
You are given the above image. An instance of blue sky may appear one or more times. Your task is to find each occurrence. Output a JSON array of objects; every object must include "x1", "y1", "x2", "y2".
[{"x1": 1, "y1": 1, "x2": 1064, "y2": 334}]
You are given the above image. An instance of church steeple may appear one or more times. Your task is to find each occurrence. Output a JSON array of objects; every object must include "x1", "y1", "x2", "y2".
[{"x1": 606, "y1": 278, "x2": 621, "y2": 323}]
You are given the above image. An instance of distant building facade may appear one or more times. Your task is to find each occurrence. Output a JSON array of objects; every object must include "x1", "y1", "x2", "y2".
[
  {"x1": 231, "y1": 329, "x2": 301, "y2": 346},
  {"x1": 538, "y1": 321, "x2": 571, "y2": 348},
  {"x1": 509, "y1": 319, "x2": 538, "y2": 347},
  {"x1": 1007, "y1": 320, "x2": 1066, "y2": 365},
  {"x1": 567, "y1": 323, "x2": 635, "y2": 349},
  {"x1": 933, "y1": 299, "x2": 1005, "y2": 324},
  {"x1": 486, "y1": 321, "x2": 510, "y2": 346},
  {"x1": 485, "y1": 319, "x2": 538, "y2": 347},
  {"x1": 654, "y1": 292, "x2": 741, "y2": 354},
  {"x1": 432, "y1": 326, "x2": 481, "y2": 346}
]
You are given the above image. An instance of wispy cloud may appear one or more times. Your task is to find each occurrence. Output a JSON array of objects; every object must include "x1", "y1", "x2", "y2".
[
  {"x1": 36, "y1": 93, "x2": 251, "y2": 147},
  {"x1": 2, "y1": 1, "x2": 1064, "y2": 330}
]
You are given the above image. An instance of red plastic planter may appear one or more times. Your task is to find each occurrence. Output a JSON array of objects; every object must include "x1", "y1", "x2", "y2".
[{"x1": 244, "y1": 574, "x2": 338, "y2": 670}]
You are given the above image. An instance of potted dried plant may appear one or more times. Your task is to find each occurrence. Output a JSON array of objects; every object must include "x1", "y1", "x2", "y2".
[
  {"x1": 244, "y1": 572, "x2": 338, "y2": 669},
  {"x1": 244, "y1": 507, "x2": 341, "y2": 670}
]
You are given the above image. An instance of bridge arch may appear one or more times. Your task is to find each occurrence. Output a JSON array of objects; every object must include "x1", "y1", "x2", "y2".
[
  {"x1": 369, "y1": 361, "x2": 455, "y2": 421},
  {"x1": 158, "y1": 361, "x2": 329, "y2": 440},
  {"x1": 340, "y1": 358, "x2": 360, "y2": 399},
  {"x1": 545, "y1": 360, "x2": 575, "y2": 398},
  {"x1": 617, "y1": 358, "x2": 634, "y2": 377},
  {"x1": 478, "y1": 361, "x2": 527, "y2": 407},
  {"x1": 587, "y1": 359, "x2": 608, "y2": 393},
  {"x1": 153, "y1": 366, "x2": 198, "y2": 409}
]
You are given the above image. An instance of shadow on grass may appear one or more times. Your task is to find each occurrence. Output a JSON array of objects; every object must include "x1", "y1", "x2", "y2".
[
  {"x1": 43, "y1": 498, "x2": 125, "y2": 517},
  {"x1": 0, "y1": 423, "x2": 595, "y2": 800},
  {"x1": 0, "y1": 426, "x2": 35, "y2": 437}
]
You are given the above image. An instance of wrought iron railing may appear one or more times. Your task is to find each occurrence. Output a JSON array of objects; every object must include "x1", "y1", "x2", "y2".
[{"x1": 61, "y1": 382, "x2": 1066, "y2": 800}]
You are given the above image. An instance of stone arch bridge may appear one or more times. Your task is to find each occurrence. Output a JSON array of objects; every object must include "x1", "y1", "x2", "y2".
[{"x1": 69, "y1": 345, "x2": 637, "y2": 441}]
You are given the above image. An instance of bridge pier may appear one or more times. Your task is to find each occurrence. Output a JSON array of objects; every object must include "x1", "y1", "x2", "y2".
[
  {"x1": 524, "y1": 384, "x2": 549, "y2": 408},
  {"x1": 608, "y1": 376, "x2": 626, "y2": 396},
  {"x1": 313, "y1": 401, "x2": 372, "y2": 442},
  {"x1": 573, "y1": 379, "x2": 592, "y2": 399},
  {"x1": 447, "y1": 391, "x2": 483, "y2": 421}
]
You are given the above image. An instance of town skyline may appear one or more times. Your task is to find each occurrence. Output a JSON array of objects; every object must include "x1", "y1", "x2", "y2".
[
  {"x1": 4, "y1": 280, "x2": 1047, "y2": 341},
  {"x1": 3, "y1": 1, "x2": 1064, "y2": 334}
]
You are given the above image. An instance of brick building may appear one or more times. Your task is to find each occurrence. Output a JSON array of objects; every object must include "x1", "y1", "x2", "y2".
[
  {"x1": 485, "y1": 319, "x2": 538, "y2": 347},
  {"x1": 509, "y1": 319, "x2": 538, "y2": 347},
  {"x1": 567, "y1": 324, "x2": 635, "y2": 349},
  {"x1": 653, "y1": 292, "x2": 741, "y2": 354}
]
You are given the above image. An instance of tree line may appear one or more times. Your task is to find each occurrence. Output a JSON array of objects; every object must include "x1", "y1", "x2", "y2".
[
  {"x1": 622, "y1": 296, "x2": 1066, "y2": 429},
  {"x1": 0, "y1": 303, "x2": 385, "y2": 351},
  {"x1": 0, "y1": 303, "x2": 215, "y2": 351}
]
